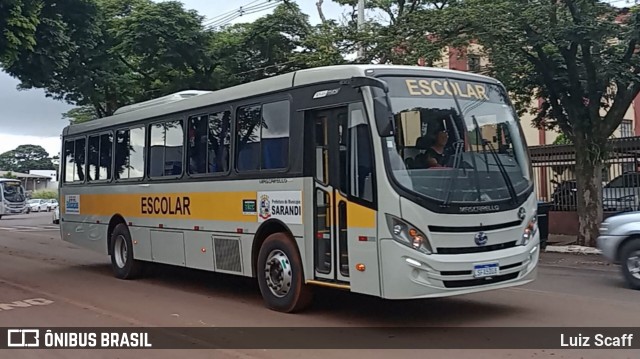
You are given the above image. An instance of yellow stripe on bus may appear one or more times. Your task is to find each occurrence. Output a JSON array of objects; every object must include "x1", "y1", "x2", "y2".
[
  {"x1": 61, "y1": 191, "x2": 375, "y2": 228},
  {"x1": 335, "y1": 192, "x2": 376, "y2": 229},
  {"x1": 76, "y1": 192, "x2": 258, "y2": 222}
]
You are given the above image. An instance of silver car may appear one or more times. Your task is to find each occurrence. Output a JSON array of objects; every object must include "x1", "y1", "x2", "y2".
[
  {"x1": 602, "y1": 172, "x2": 640, "y2": 212},
  {"x1": 597, "y1": 212, "x2": 640, "y2": 289},
  {"x1": 52, "y1": 206, "x2": 60, "y2": 224}
]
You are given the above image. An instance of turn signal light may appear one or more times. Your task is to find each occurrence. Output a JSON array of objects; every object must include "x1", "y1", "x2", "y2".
[{"x1": 356, "y1": 263, "x2": 366, "y2": 272}]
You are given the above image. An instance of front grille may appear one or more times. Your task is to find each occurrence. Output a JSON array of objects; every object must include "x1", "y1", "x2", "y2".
[
  {"x1": 437, "y1": 241, "x2": 517, "y2": 254},
  {"x1": 443, "y1": 272, "x2": 519, "y2": 288},
  {"x1": 429, "y1": 220, "x2": 522, "y2": 233}
]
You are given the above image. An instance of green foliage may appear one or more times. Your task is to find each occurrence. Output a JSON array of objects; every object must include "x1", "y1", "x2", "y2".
[
  {"x1": 62, "y1": 106, "x2": 99, "y2": 124},
  {"x1": 333, "y1": 0, "x2": 451, "y2": 65},
  {"x1": 3, "y1": 0, "x2": 339, "y2": 118},
  {"x1": 429, "y1": 1, "x2": 640, "y2": 144},
  {"x1": 0, "y1": 171, "x2": 17, "y2": 179},
  {"x1": 0, "y1": 0, "x2": 42, "y2": 66},
  {"x1": 423, "y1": 0, "x2": 640, "y2": 245},
  {"x1": 553, "y1": 133, "x2": 573, "y2": 145},
  {"x1": 0, "y1": 145, "x2": 56, "y2": 172},
  {"x1": 30, "y1": 189, "x2": 57, "y2": 199}
]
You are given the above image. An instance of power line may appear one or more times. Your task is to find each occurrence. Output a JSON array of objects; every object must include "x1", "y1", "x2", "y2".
[
  {"x1": 204, "y1": 1, "x2": 282, "y2": 29},
  {"x1": 203, "y1": 0, "x2": 266, "y2": 26},
  {"x1": 206, "y1": 3, "x2": 280, "y2": 29},
  {"x1": 208, "y1": 2, "x2": 280, "y2": 28}
]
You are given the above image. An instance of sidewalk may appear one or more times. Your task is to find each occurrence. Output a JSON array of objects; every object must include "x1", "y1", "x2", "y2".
[{"x1": 544, "y1": 234, "x2": 602, "y2": 255}]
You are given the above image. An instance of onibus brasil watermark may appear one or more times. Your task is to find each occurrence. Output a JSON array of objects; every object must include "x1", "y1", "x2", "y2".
[{"x1": 6, "y1": 329, "x2": 152, "y2": 348}]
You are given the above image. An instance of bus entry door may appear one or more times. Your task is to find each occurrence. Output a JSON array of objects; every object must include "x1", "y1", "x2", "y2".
[{"x1": 310, "y1": 104, "x2": 379, "y2": 293}]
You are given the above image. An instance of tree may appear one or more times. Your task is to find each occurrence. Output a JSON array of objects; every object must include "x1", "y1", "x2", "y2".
[
  {"x1": 427, "y1": 1, "x2": 640, "y2": 246},
  {"x1": 332, "y1": 0, "x2": 453, "y2": 65},
  {"x1": 0, "y1": 145, "x2": 56, "y2": 172},
  {"x1": 0, "y1": 0, "x2": 42, "y2": 66},
  {"x1": 553, "y1": 133, "x2": 573, "y2": 145},
  {"x1": 0, "y1": 171, "x2": 17, "y2": 179},
  {"x1": 62, "y1": 106, "x2": 99, "y2": 124},
  {"x1": 4, "y1": 0, "x2": 209, "y2": 118},
  {"x1": 4, "y1": 0, "x2": 330, "y2": 120}
]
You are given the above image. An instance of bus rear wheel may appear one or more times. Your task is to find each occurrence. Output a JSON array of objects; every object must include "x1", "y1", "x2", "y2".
[
  {"x1": 257, "y1": 232, "x2": 312, "y2": 313},
  {"x1": 110, "y1": 223, "x2": 143, "y2": 279}
]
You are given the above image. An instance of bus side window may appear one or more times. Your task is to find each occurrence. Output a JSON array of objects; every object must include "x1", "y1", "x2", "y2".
[
  {"x1": 236, "y1": 100, "x2": 290, "y2": 172},
  {"x1": 64, "y1": 138, "x2": 86, "y2": 183},
  {"x1": 208, "y1": 110, "x2": 231, "y2": 173},
  {"x1": 115, "y1": 127, "x2": 145, "y2": 180},
  {"x1": 261, "y1": 100, "x2": 290, "y2": 170},
  {"x1": 188, "y1": 110, "x2": 231, "y2": 175},
  {"x1": 348, "y1": 104, "x2": 374, "y2": 203},
  {"x1": 150, "y1": 120, "x2": 184, "y2": 177}
]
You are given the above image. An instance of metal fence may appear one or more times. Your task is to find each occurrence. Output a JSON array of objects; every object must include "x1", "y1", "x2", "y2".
[{"x1": 530, "y1": 136, "x2": 640, "y2": 212}]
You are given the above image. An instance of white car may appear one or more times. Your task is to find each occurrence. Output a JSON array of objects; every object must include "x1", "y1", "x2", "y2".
[
  {"x1": 27, "y1": 199, "x2": 48, "y2": 212},
  {"x1": 597, "y1": 212, "x2": 640, "y2": 290},
  {"x1": 52, "y1": 206, "x2": 60, "y2": 224},
  {"x1": 46, "y1": 199, "x2": 58, "y2": 211}
]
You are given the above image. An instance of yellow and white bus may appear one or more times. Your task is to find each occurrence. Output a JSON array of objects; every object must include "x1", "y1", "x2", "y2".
[
  {"x1": 59, "y1": 65, "x2": 540, "y2": 312},
  {"x1": 0, "y1": 179, "x2": 28, "y2": 218}
]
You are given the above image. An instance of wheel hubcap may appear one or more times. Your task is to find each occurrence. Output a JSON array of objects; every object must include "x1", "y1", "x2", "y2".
[
  {"x1": 264, "y1": 250, "x2": 292, "y2": 298},
  {"x1": 114, "y1": 235, "x2": 128, "y2": 269},
  {"x1": 627, "y1": 250, "x2": 640, "y2": 280}
]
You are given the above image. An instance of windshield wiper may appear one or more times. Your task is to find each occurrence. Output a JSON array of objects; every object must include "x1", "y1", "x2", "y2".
[
  {"x1": 471, "y1": 115, "x2": 517, "y2": 204},
  {"x1": 441, "y1": 139, "x2": 465, "y2": 207}
]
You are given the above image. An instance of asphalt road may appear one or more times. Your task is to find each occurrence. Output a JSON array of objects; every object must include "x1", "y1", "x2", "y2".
[{"x1": 0, "y1": 212, "x2": 639, "y2": 358}]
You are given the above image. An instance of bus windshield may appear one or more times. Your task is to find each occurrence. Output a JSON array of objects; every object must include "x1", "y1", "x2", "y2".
[
  {"x1": 2, "y1": 181, "x2": 25, "y2": 203},
  {"x1": 380, "y1": 76, "x2": 532, "y2": 206}
]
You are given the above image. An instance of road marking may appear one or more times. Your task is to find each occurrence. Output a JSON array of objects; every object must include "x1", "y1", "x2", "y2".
[
  {"x1": 0, "y1": 278, "x2": 255, "y2": 358},
  {"x1": 0, "y1": 225, "x2": 59, "y2": 232},
  {"x1": 0, "y1": 298, "x2": 54, "y2": 312}
]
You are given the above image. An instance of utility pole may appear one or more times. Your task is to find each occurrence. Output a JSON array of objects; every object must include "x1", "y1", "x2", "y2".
[{"x1": 357, "y1": 0, "x2": 365, "y2": 60}]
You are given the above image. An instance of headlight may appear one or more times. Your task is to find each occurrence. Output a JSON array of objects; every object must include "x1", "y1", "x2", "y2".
[
  {"x1": 385, "y1": 214, "x2": 433, "y2": 254},
  {"x1": 521, "y1": 211, "x2": 538, "y2": 245},
  {"x1": 599, "y1": 222, "x2": 609, "y2": 235}
]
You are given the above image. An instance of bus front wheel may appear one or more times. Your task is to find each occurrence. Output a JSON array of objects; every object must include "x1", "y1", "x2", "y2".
[
  {"x1": 110, "y1": 223, "x2": 143, "y2": 279},
  {"x1": 257, "y1": 232, "x2": 312, "y2": 313}
]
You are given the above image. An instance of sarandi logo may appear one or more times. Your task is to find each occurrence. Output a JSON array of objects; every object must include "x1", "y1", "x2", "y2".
[{"x1": 259, "y1": 194, "x2": 271, "y2": 220}]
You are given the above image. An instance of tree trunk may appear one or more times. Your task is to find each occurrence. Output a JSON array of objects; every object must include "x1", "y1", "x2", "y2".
[{"x1": 574, "y1": 142, "x2": 603, "y2": 247}]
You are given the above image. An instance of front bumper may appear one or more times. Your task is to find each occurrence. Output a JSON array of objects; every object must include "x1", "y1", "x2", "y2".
[
  {"x1": 379, "y1": 235, "x2": 540, "y2": 299},
  {"x1": 596, "y1": 235, "x2": 625, "y2": 263},
  {"x1": 1, "y1": 206, "x2": 27, "y2": 215}
]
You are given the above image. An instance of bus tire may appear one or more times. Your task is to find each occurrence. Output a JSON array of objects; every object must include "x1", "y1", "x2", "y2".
[
  {"x1": 257, "y1": 232, "x2": 312, "y2": 313},
  {"x1": 110, "y1": 223, "x2": 143, "y2": 279}
]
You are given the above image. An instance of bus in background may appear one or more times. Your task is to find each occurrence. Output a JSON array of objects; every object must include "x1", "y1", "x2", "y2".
[
  {"x1": 0, "y1": 179, "x2": 27, "y2": 219},
  {"x1": 58, "y1": 65, "x2": 539, "y2": 313}
]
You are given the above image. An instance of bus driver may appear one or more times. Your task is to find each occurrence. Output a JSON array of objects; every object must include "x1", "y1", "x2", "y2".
[{"x1": 415, "y1": 125, "x2": 450, "y2": 168}]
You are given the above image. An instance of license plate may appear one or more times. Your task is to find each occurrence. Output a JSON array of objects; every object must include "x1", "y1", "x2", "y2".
[{"x1": 473, "y1": 263, "x2": 499, "y2": 278}]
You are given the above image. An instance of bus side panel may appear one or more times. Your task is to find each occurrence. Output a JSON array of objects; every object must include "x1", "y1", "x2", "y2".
[
  {"x1": 343, "y1": 199, "x2": 380, "y2": 296},
  {"x1": 302, "y1": 177, "x2": 315, "y2": 282},
  {"x1": 60, "y1": 220, "x2": 109, "y2": 255},
  {"x1": 131, "y1": 226, "x2": 152, "y2": 261},
  {"x1": 60, "y1": 187, "x2": 109, "y2": 255},
  {"x1": 184, "y1": 231, "x2": 215, "y2": 271},
  {"x1": 150, "y1": 229, "x2": 185, "y2": 266}
]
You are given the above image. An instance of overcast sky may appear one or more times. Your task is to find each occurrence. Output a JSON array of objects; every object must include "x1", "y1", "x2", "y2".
[{"x1": 0, "y1": 0, "x2": 347, "y2": 157}]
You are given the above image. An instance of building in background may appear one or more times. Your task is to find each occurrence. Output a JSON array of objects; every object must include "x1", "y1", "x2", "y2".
[
  {"x1": 29, "y1": 169, "x2": 59, "y2": 190},
  {"x1": 0, "y1": 171, "x2": 52, "y2": 192}
]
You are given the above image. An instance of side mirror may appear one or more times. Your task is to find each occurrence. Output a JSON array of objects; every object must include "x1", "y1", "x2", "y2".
[
  {"x1": 341, "y1": 76, "x2": 395, "y2": 137},
  {"x1": 374, "y1": 97, "x2": 395, "y2": 137}
]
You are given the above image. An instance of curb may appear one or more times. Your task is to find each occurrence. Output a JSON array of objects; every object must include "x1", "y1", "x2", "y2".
[{"x1": 544, "y1": 245, "x2": 602, "y2": 255}]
